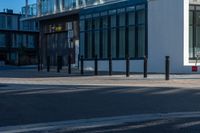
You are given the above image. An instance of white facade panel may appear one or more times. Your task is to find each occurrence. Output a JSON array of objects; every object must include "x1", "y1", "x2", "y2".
[{"x1": 148, "y1": 0, "x2": 196, "y2": 73}]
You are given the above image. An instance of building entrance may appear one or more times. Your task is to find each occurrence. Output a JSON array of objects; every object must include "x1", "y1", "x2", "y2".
[{"x1": 46, "y1": 32, "x2": 75, "y2": 66}]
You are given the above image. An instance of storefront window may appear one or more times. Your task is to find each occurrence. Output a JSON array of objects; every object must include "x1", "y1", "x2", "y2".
[
  {"x1": 80, "y1": 3, "x2": 147, "y2": 59},
  {"x1": 80, "y1": 32, "x2": 85, "y2": 56},
  {"x1": 102, "y1": 30, "x2": 108, "y2": 58},
  {"x1": 119, "y1": 28, "x2": 125, "y2": 58},
  {"x1": 189, "y1": 6, "x2": 200, "y2": 59},
  {"x1": 94, "y1": 31, "x2": 100, "y2": 57},
  {"x1": 138, "y1": 26, "x2": 145, "y2": 57},
  {"x1": 111, "y1": 29, "x2": 117, "y2": 58},
  {"x1": 86, "y1": 32, "x2": 93, "y2": 58},
  {"x1": 129, "y1": 27, "x2": 135, "y2": 58},
  {"x1": 0, "y1": 33, "x2": 6, "y2": 47}
]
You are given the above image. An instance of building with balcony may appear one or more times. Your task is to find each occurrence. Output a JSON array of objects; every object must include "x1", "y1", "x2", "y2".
[
  {"x1": 0, "y1": 9, "x2": 39, "y2": 65},
  {"x1": 23, "y1": 0, "x2": 200, "y2": 73}
]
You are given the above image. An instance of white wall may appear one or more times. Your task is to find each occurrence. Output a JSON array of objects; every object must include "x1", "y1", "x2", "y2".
[{"x1": 148, "y1": 0, "x2": 196, "y2": 73}]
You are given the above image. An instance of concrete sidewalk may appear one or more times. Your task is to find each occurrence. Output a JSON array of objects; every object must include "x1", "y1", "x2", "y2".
[{"x1": 0, "y1": 68, "x2": 200, "y2": 88}]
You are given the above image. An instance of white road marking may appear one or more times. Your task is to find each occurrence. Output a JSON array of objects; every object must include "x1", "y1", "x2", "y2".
[{"x1": 1, "y1": 111, "x2": 200, "y2": 133}]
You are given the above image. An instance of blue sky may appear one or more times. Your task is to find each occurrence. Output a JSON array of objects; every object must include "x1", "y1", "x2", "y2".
[{"x1": 0, "y1": 0, "x2": 36, "y2": 13}]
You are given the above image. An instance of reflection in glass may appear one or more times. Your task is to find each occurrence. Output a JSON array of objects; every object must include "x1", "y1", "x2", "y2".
[
  {"x1": 129, "y1": 27, "x2": 135, "y2": 58},
  {"x1": 0, "y1": 34, "x2": 6, "y2": 47},
  {"x1": 119, "y1": 28, "x2": 125, "y2": 58},
  {"x1": 86, "y1": 32, "x2": 93, "y2": 58},
  {"x1": 138, "y1": 26, "x2": 145, "y2": 57},
  {"x1": 94, "y1": 31, "x2": 100, "y2": 57},
  {"x1": 102, "y1": 30, "x2": 108, "y2": 58},
  {"x1": 111, "y1": 29, "x2": 116, "y2": 58},
  {"x1": 137, "y1": 10, "x2": 145, "y2": 24}
]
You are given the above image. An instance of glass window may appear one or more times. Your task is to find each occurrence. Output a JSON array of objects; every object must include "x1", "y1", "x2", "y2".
[
  {"x1": 136, "y1": 5, "x2": 145, "y2": 10},
  {"x1": 86, "y1": 19, "x2": 92, "y2": 30},
  {"x1": 22, "y1": 35, "x2": 27, "y2": 47},
  {"x1": 190, "y1": 5, "x2": 195, "y2": 10},
  {"x1": 138, "y1": 26, "x2": 145, "y2": 57},
  {"x1": 86, "y1": 32, "x2": 92, "y2": 58},
  {"x1": 0, "y1": 16, "x2": 6, "y2": 29},
  {"x1": 94, "y1": 18, "x2": 100, "y2": 29},
  {"x1": 7, "y1": 16, "x2": 13, "y2": 30},
  {"x1": 196, "y1": 12, "x2": 200, "y2": 26},
  {"x1": 101, "y1": 11, "x2": 107, "y2": 16},
  {"x1": 195, "y1": 26, "x2": 200, "y2": 54},
  {"x1": 109, "y1": 9, "x2": 116, "y2": 15},
  {"x1": 12, "y1": 34, "x2": 16, "y2": 48},
  {"x1": 119, "y1": 13, "x2": 126, "y2": 27},
  {"x1": 189, "y1": 26, "x2": 193, "y2": 58},
  {"x1": 102, "y1": 17, "x2": 108, "y2": 28},
  {"x1": 102, "y1": 30, "x2": 108, "y2": 58},
  {"x1": 111, "y1": 29, "x2": 117, "y2": 58},
  {"x1": 93, "y1": 13, "x2": 99, "y2": 18},
  {"x1": 196, "y1": 6, "x2": 200, "y2": 11},
  {"x1": 80, "y1": 33, "x2": 85, "y2": 56},
  {"x1": 190, "y1": 11, "x2": 193, "y2": 25},
  {"x1": 119, "y1": 28, "x2": 125, "y2": 58},
  {"x1": 111, "y1": 15, "x2": 116, "y2": 28},
  {"x1": 128, "y1": 12, "x2": 135, "y2": 25},
  {"x1": 16, "y1": 34, "x2": 23, "y2": 47},
  {"x1": 129, "y1": 27, "x2": 135, "y2": 58},
  {"x1": 28, "y1": 35, "x2": 35, "y2": 48},
  {"x1": 80, "y1": 20, "x2": 85, "y2": 31},
  {"x1": 0, "y1": 33, "x2": 6, "y2": 47},
  {"x1": 127, "y1": 6, "x2": 135, "y2": 12},
  {"x1": 94, "y1": 31, "x2": 100, "y2": 57},
  {"x1": 137, "y1": 10, "x2": 145, "y2": 24},
  {"x1": 64, "y1": 0, "x2": 75, "y2": 10}
]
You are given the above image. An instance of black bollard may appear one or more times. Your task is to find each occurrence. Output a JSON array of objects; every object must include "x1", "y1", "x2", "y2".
[
  {"x1": 68, "y1": 55, "x2": 71, "y2": 74},
  {"x1": 165, "y1": 56, "x2": 170, "y2": 80},
  {"x1": 95, "y1": 55, "x2": 98, "y2": 75},
  {"x1": 109, "y1": 55, "x2": 112, "y2": 76},
  {"x1": 47, "y1": 56, "x2": 50, "y2": 72},
  {"x1": 81, "y1": 55, "x2": 84, "y2": 75},
  {"x1": 57, "y1": 56, "x2": 60, "y2": 73},
  {"x1": 38, "y1": 56, "x2": 40, "y2": 72},
  {"x1": 144, "y1": 56, "x2": 147, "y2": 78},
  {"x1": 126, "y1": 55, "x2": 130, "y2": 77},
  {"x1": 60, "y1": 56, "x2": 63, "y2": 70}
]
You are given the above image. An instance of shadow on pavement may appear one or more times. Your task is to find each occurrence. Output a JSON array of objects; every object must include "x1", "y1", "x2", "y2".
[{"x1": 0, "y1": 84, "x2": 200, "y2": 128}]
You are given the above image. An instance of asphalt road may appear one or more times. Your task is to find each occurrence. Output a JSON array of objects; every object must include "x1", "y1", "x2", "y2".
[{"x1": 1, "y1": 83, "x2": 200, "y2": 132}]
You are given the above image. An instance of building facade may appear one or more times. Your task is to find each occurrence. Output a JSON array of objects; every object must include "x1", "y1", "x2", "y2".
[
  {"x1": 24, "y1": 0, "x2": 200, "y2": 73},
  {"x1": 0, "y1": 9, "x2": 39, "y2": 65}
]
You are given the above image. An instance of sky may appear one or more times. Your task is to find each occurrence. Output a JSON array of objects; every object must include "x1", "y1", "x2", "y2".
[{"x1": 0, "y1": 0, "x2": 36, "y2": 13}]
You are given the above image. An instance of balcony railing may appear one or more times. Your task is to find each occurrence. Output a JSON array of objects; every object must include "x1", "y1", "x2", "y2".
[{"x1": 21, "y1": 0, "x2": 118, "y2": 19}]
